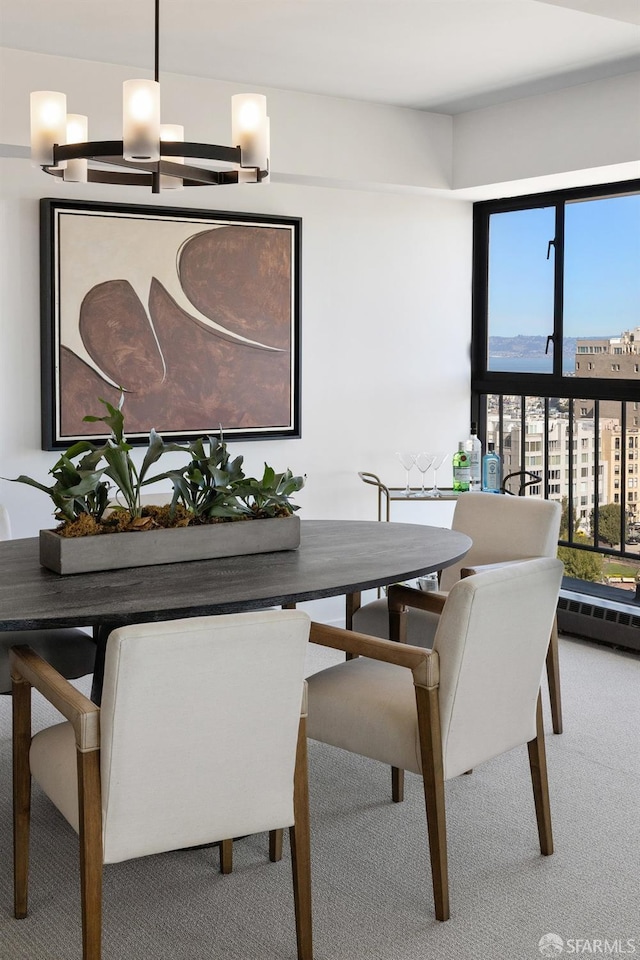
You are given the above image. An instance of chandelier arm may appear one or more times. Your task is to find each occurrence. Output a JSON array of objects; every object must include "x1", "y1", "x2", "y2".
[
  {"x1": 43, "y1": 168, "x2": 154, "y2": 186},
  {"x1": 41, "y1": 163, "x2": 260, "y2": 186},
  {"x1": 52, "y1": 141, "x2": 243, "y2": 165}
]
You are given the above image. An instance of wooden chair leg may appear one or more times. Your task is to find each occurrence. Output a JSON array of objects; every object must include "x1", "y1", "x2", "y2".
[
  {"x1": 345, "y1": 592, "x2": 361, "y2": 661},
  {"x1": 390, "y1": 598, "x2": 407, "y2": 801},
  {"x1": 527, "y1": 693, "x2": 553, "y2": 856},
  {"x1": 415, "y1": 686, "x2": 449, "y2": 921},
  {"x1": 12, "y1": 677, "x2": 32, "y2": 919},
  {"x1": 391, "y1": 767, "x2": 404, "y2": 803},
  {"x1": 290, "y1": 717, "x2": 312, "y2": 960},
  {"x1": 220, "y1": 839, "x2": 233, "y2": 874},
  {"x1": 546, "y1": 616, "x2": 563, "y2": 735},
  {"x1": 77, "y1": 749, "x2": 103, "y2": 960},
  {"x1": 269, "y1": 829, "x2": 283, "y2": 862}
]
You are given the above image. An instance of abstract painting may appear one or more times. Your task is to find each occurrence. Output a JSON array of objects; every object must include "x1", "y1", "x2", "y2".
[{"x1": 40, "y1": 199, "x2": 301, "y2": 448}]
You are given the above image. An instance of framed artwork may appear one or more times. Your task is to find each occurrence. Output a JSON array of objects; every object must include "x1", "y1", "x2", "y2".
[{"x1": 40, "y1": 198, "x2": 301, "y2": 449}]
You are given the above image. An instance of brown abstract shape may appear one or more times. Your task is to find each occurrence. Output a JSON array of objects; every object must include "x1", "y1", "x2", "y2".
[
  {"x1": 59, "y1": 347, "x2": 123, "y2": 438},
  {"x1": 79, "y1": 280, "x2": 165, "y2": 392},
  {"x1": 58, "y1": 278, "x2": 291, "y2": 440},
  {"x1": 178, "y1": 226, "x2": 291, "y2": 349},
  {"x1": 145, "y1": 279, "x2": 291, "y2": 432}
]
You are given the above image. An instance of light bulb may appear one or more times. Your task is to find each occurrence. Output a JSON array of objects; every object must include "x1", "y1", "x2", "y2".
[
  {"x1": 123, "y1": 79, "x2": 160, "y2": 161},
  {"x1": 30, "y1": 91, "x2": 67, "y2": 167},
  {"x1": 231, "y1": 94, "x2": 268, "y2": 174},
  {"x1": 63, "y1": 114, "x2": 88, "y2": 182}
]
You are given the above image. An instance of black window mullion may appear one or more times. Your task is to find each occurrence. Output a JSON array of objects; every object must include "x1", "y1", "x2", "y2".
[
  {"x1": 544, "y1": 397, "x2": 550, "y2": 500},
  {"x1": 621, "y1": 402, "x2": 627, "y2": 547},
  {"x1": 593, "y1": 400, "x2": 600, "y2": 548},
  {"x1": 568, "y1": 400, "x2": 575, "y2": 541},
  {"x1": 520, "y1": 395, "x2": 526, "y2": 495},
  {"x1": 553, "y1": 203, "x2": 564, "y2": 379}
]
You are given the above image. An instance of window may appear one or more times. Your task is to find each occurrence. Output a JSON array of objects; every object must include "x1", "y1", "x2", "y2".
[
  {"x1": 472, "y1": 180, "x2": 640, "y2": 590},
  {"x1": 472, "y1": 180, "x2": 640, "y2": 401}
]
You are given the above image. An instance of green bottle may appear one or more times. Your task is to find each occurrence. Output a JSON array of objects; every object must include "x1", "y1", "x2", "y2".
[{"x1": 452, "y1": 442, "x2": 470, "y2": 492}]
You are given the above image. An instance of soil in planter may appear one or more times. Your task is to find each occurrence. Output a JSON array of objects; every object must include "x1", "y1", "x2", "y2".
[{"x1": 55, "y1": 504, "x2": 294, "y2": 537}]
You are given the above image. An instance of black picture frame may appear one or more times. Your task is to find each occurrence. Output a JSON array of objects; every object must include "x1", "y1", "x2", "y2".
[{"x1": 40, "y1": 198, "x2": 301, "y2": 449}]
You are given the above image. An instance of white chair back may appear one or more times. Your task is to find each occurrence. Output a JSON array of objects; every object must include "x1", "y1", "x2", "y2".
[
  {"x1": 30, "y1": 609, "x2": 311, "y2": 864},
  {"x1": 439, "y1": 493, "x2": 561, "y2": 592},
  {"x1": 434, "y1": 557, "x2": 563, "y2": 780}
]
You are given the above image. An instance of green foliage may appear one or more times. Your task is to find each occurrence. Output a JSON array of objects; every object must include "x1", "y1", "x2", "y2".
[
  {"x1": 559, "y1": 496, "x2": 578, "y2": 540},
  {"x1": 84, "y1": 398, "x2": 182, "y2": 518},
  {"x1": 592, "y1": 502, "x2": 627, "y2": 547},
  {"x1": 234, "y1": 465, "x2": 305, "y2": 518},
  {"x1": 5, "y1": 440, "x2": 109, "y2": 523},
  {"x1": 151, "y1": 435, "x2": 247, "y2": 520},
  {"x1": 558, "y1": 537, "x2": 603, "y2": 583},
  {"x1": 4, "y1": 396, "x2": 305, "y2": 528},
  {"x1": 152, "y1": 437, "x2": 305, "y2": 520}
]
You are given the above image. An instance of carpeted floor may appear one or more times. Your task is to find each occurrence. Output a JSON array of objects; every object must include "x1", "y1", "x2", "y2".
[{"x1": 1, "y1": 634, "x2": 638, "y2": 960}]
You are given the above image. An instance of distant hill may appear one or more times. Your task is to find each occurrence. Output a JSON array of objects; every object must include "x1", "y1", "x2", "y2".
[{"x1": 489, "y1": 335, "x2": 577, "y2": 360}]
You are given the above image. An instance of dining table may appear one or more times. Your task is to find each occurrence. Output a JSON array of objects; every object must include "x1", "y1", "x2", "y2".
[{"x1": 1, "y1": 518, "x2": 471, "y2": 701}]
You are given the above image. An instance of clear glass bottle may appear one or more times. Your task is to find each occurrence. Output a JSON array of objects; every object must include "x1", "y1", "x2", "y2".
[
  {"x1": 466, "y1": 421, "x2": 482, "y2": 490},
  {"x1": 482, "y1": 442, "x2": 502, "y2": 493},
  {"x1": 452, "y1": 442, "x2": 470, "y2": 492}
]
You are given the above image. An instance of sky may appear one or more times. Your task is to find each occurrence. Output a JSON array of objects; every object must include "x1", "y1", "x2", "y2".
[{"x1": 488, "y1": 192, "x2": 640, "y2": 341}]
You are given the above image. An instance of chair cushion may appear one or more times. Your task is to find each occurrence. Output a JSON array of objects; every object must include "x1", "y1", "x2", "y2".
[
  {"x1": 1, "y1": 629, "x2": 96, "y2": 694},
  {"x1": 352, "y1": 598, "x2": 440, "y2": 648},
  {"x1": 307, "y1": 657, "x2": 423, "y2": 775}
]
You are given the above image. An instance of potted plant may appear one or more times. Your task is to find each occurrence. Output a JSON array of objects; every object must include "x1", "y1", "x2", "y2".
[{"x1": 4, "y1": 397, "x2": 305, "y2": 574}]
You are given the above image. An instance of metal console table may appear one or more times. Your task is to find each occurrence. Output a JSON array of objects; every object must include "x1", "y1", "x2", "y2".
[{"x1": 359, "y1": 471, "x2": 459, "y2": 522}]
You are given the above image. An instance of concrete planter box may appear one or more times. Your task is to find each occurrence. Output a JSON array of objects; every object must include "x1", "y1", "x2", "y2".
[{"x1": 39, "y1": 515, "x2": 301, "y2": 575}]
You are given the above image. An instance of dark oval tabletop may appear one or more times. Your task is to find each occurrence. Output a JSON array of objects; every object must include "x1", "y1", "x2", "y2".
[{"x1": 0, "y1": 519, "x2": 472, "y2": 631}]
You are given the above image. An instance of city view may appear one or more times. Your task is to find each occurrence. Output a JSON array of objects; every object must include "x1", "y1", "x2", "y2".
[
  {"x1": 486, "y1": 326, "x2": 640, "y2": 593},
  {"x1": 478, "y1": 189, "x2": 640, "y2": 595}
]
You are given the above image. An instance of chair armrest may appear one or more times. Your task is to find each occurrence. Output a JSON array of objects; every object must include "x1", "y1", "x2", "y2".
[
  {"x1": 460, "y1": 558, "x2": 535, "y2": 578},
  {"x1": 387, "y1": 583, "x2": 447, "y2": 615},
  {"x1": 309, "y1": 622, "x2": 439, "y2": 688},
  {"x1": 10, "y1": 645, "x2": 100, "y2": 751}
]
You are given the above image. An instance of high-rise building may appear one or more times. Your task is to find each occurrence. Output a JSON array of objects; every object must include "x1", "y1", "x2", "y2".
[{"x1": 575, "y1": 327, "x2": 640, "y2": 422}]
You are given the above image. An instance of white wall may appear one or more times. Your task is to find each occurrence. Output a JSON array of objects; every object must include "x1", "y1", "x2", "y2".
[{"x1": 453, "y1": 71, "x2": 640, "y2": 189}]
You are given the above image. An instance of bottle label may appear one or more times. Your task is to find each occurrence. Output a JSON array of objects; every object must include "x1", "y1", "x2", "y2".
[
  {"x1": 453, "y1": 466, "x2": 470, "y2": 490},
  {"x1": 482, "y1": 457, "x2": 501, "y2": 492}
]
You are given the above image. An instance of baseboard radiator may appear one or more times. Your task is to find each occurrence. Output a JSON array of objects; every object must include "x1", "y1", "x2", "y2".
[{"x1": 558, "y1": 590, "x2": 640, "y2": 653}]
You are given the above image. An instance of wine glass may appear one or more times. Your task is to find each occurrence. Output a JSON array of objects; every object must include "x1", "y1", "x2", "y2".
[
  {"x1": 415, "y1": 452, "x2": 435, "y2": 496},
  {"x1": 426, "y1": 452, "x2": 446, "y2": 498},
  {"x1": 395, "y1": 451, "x2": 416, "y2": 497}
]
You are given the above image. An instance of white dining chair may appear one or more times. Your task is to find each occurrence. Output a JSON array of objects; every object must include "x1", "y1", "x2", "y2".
[
  {"x1": 11, "y1": 609, "x2": 313, "y2": 960},
  {"x1": 307, "y1": 558, "x2": 564, "y2": 921},
  {"x1": 350, "y1": 492, "x2": 563, "y2": 741}
]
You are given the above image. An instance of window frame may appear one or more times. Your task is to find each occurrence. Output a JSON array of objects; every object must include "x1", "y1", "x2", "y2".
[{"x1": 471, "y1": 178, "x2": 640, "y2": 426}]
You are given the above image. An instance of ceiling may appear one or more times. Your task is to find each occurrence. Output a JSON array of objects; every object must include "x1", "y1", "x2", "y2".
[{"x1": 1, "y1": 0, "x2": 639, "y2": 115}]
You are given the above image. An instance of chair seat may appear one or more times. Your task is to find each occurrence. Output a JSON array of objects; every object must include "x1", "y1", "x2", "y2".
[
  {"x1": 1, "y1": 629, "x2": 96, "y2": 694},
  {"x1": 307, "y1": 657, "x2": 423, "y2": 775},
  {"x1": 352, "y1": 598, "x2": 440, "y2": 648}
]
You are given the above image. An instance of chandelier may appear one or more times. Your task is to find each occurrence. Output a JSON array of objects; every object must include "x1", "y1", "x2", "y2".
[{"x1": 29, "y1": 0, "x2": 269, "y2": 192}]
